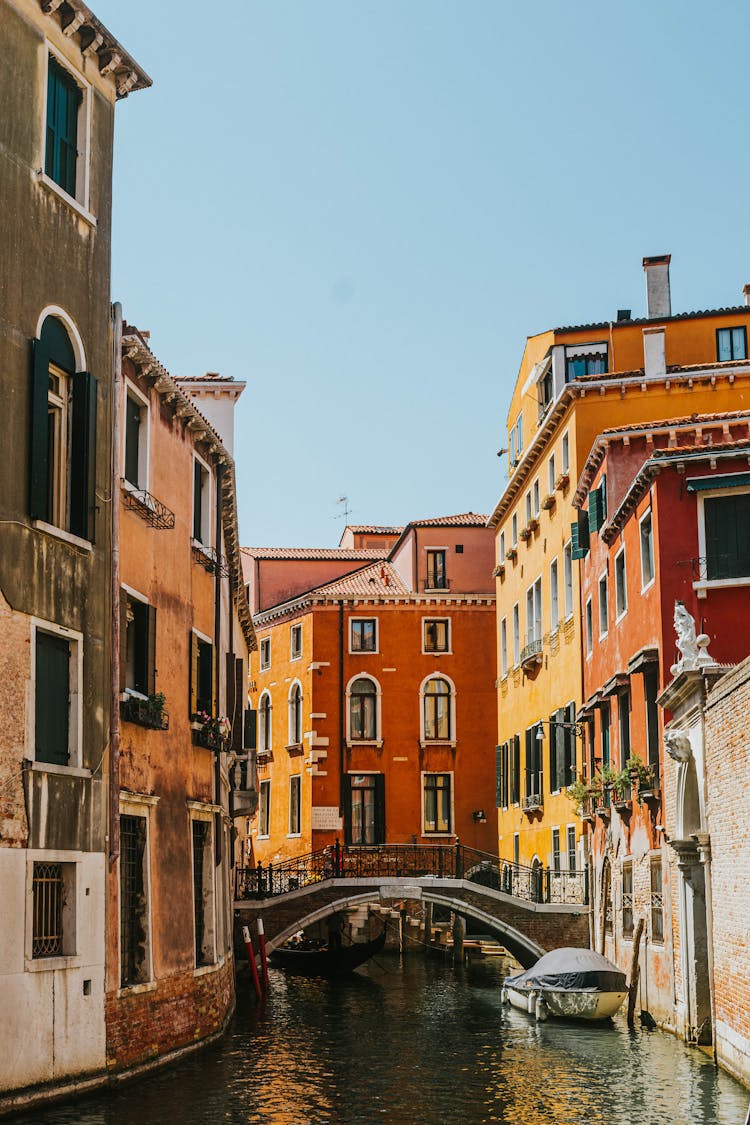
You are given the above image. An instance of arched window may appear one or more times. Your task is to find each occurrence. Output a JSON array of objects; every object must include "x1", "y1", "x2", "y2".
[
  {"x1": 349, "y1": 677, "x2": 377, "y2": 741},
  {"x1": 423, "y1": 677, "x2": 452, "y2": 741},
  {"x1": 259, "y1": 692, "x2": 272, "y2": 753},
  {"x1": 288, "y1": 682, "x2": 302, "y2": 746}
]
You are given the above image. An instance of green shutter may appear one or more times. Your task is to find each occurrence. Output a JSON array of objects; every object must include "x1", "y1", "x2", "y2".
[
  {"x1": 30, "y1": 338, "x2": 50, "y2": 521},
  {"x1": 571, "y1": 513, "x2": 590, "y2": 560},
  {"x1": 70, "y1": 371, "x2": 97, "y2": 541},
  {"x1": 46, "y1": 59, "x2": 80, "y2": 196},
  {"x1": 36, "y1": 631, "x2": 70, "y2": 765},
  {"x1": 124, "y1": 396, "x2": 141, "y2": 487},
  {"x1": 495, "y1": 745, "x2": 503, "y2": 808},
  {"x1": 147, "y1": 605, "x2": 157, "y2": 696},
  {"x1": 588, "y1": 482, "x2": 607, "y2": 535},
  {"x1": 374, "y1": 774, "x2": 386, "y2": 844}
]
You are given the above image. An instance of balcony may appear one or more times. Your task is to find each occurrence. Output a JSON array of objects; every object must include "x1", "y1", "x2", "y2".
[
  {"x1": 523, "y1": 791, "x2": 543, "y2": 814},
  {"x1": 121, "y1": 695, "x2": 169, "y2": 730},
  {"x1": 192, "y1": 543, "x2": 229, "y2": 577},
  {"x1": 122, "y1": 483, "x2": 175, "y2": 530},
  {"x1": 423, "y1": 577, "x2": 450, "y2": 592},
  {"x1": 520, "y1": 638, "x2": 543, "y2": 670}
]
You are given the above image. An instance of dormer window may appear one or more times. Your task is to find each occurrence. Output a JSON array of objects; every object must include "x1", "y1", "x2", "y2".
[
  {"x1": 537, "y1": 361, "x2": 554, "y2": 418},
  {"x1": 565, "y1": 343, "x2": 608, "y2": 381}
]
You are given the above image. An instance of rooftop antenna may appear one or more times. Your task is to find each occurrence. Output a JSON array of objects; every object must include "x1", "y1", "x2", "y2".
[{"x1": 336, "y1": 495, "x2": 352, "y2": 522}]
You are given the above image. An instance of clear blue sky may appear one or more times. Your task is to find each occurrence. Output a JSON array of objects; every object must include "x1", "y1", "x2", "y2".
[{"x1": 95, "y1": 0, "x2": 750, "y2": 546}]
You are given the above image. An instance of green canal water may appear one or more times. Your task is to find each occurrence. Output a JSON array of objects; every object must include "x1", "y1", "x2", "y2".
[{"x1": 13, "y1": 955, "x2": 749, "y2": 1125}]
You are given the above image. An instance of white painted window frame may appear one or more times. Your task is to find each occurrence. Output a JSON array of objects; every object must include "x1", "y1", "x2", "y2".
[
  {"x1": 421, "y1": 769, "x2": 455, "y2": 837},
  {"x1": 30, "y1": 616, "x2": 84, "y2": 769}
]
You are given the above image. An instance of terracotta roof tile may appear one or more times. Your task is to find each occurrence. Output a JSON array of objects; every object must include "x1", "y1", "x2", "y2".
[
  {"x1": 312, "y1": 561, "x2": 409, "y2": 597},
  {"x1": 344, "y1": 525, "x2": 404, "y2": 535},
  {"x1": 409, "y1": 512, "x2": 488, "y2": 527},
  {"x1": 241, "y1": 547, "x2": 386, "y2": 561}
]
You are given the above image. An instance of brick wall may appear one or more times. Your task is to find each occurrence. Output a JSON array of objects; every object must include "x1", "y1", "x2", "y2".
[
  {"x1": 0, "y1": 590, "x2": 30, "y2": 847},
  {"x1": 106, "y1": 957, "x2": 234, "y2": 1072}
]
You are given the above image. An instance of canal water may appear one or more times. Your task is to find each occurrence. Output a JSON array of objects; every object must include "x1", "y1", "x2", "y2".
[{"x1": 13, "y1": 955, "x2": 748, "y2": 1125}]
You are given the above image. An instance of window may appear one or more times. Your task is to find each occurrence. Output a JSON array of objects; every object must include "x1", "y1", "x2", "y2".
[
  {"x1": 563, "y1": 542, "x2": 573, "y2": 617},
  {"x1": 258, "y1": 693, "x2": 272, "y2": 753},
  {"x1": 513, "y1": 833, "x2": 520, "y2": 869},
  {"x1": 510, "y1": 736, "x2": 521, "y2": 805},
  {"x1": 512, "y1": 604, "x2": 520, "y2": 666},
  {"x1": 35, "y1": 629, "x2": 71, "y2": 766},
  {"x1": 716, "y1": 326, "x2": 747, "y2": 362},
  {"x1": 499, "y1": 531, "x2": 505, "y2": 562},
  {"x1": 533, "y1": 479, "x2": 540, "y2": 518},
  {"x1": 548, "y1": 454, "x2": 556, "y2": 496},
  {"x1": 598, "y1": 574, "x2": 608, "y2": 638},
  {"x1": 622, "y1": 862, "x2": 634, "y2": 937},
  {"x1": 123, "y1": 384, "x2": 149, "y2": 491},
  {"x1": 561, "y1": 432, "x2": 570, "y2": 475},
  {"x1": 650, "y1": 858, "x2": 664, "y2": 942},
  {"x1": 571, "y1": 511, "x2": 590, "y2": 559},
  {"x1": 585, "y1": 598, "x2": 593, "y2": 656},
  {"x1": 424, "y1": 773, "x2": 452, "y2": 834},
  {"x1": 526, "y1": 578, "x2": 542, "y2": 644},
  {"x1": 288, "y1": 682, "x2": 302, "y2": 746},
  {"x1": 552, "y1": 828, "x2": 561, "y2": 875},
  {"x1": 191, "y1": 818, "x2": 215, "y2": 967},
  {"x1": 120, "y1": 813, "x2": 151, "y2": 987},
  {"x1": 549, "y1": 705, "x2": 576, "y2": 793},
  {"x1": 423, "y1": 677, "x2": 452, "y2": 741},
  {"x1": 258, "y1": 780, "x2": 271, "y2": 837},
  {"x1": 350, "y1": 618, "x2": 377, "y2": 653},
  {"x1": 349, "y1": 677, "x2": 378, "y2": 741},
  {"x1": 525, "y1": 726, "x2": 543, "y2": 806},
  {"x1": 566, "y1": 826, "x2": 577, "y2": 873},
  {"x1": 500, "y1": 618, "x2": 508, "y2": 677},
  {"x1": 615, "y1": 548, "x2": 627, "y2": 618},
  {"x1": 259, "y1": 637, "x2": 271, "y2": 671},
  {"x1": 511, "y1": 513, "x2": 518, "y2": 548},
  {"x1": 423, "y1": 618, "x2": 450, "y2": 653},
  {"x1": 509, "y1": 427, "x2": 517, "y2": 465},
  {"x1": 588, "y1": 479, "x2": 607, "y2": 535},
  {"x1": 703, "y1": 492, "x2": 750, "y2": 579},
  {"x1": 426, "y1": 550, "x2": 447, "y2": 590},
  {"x1": 122, "y1": 591, "x2": 156, "y2": 697},
  {"x1": 538, "y1": 364, "x2": 554, "y2": 414},
  {"x1": 565, "y1": 346, "x2": 608, "y2": 380},
  {"x1": 525, "y1": 491, "x2": 532, "y2": 525},
  {"x1": 290, "y1": 624, "x2": 302, "y2": 660},
  {"x1": 496, "y1": 743, "x2": 509, "y2": 809},
  {"x1": 45, "y1": 55, "x2": 82, "y2": 199},
  {"x1": 345, "y1": 773, "x2": 385, "y2": 845},
  {"x1": 516, "y1": 415, "x2": 523, "y2": 457},
  {"x1": 601, "y1": 702, "x2": 611, "y2": 769},
  {"x1": 30, "y1": 316, "x2": 97, "y2": 541},
  {"x1": 289, "y1": 775, "x2": 301, "y2": 835},
  {"x1": 645, "y1": 668, "x2": 660, "y2": 779},
  {"x1": 640, "y1": 509, "x2": 655, "y2": 587},
  {"x1": 549, "y1": 559, "x2": 559, "y2": 632},
  {"x1": 190, "y1": 634, "x2": 214, "y2": 716},
  {"x1": 32, "y1": 861, "x2": 74, "y2": 958},
  {"x1": 618, "y1": 691, "x2": 631, "y2": 769},
  {"x1": 192, "y1": 456, "x2": 211, "y2": 545}
]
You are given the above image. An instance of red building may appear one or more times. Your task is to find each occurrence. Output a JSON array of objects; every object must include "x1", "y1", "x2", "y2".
[
  {"x1": 240, "y1": 514, "x2": 498, "y2": 868},
  {"x1": 574, "y1": 409, "x2": 750, "y2": 1031}
]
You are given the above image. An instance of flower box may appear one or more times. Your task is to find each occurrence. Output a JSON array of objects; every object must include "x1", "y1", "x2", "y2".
[
  {"x1": 542, "y1": 493, "x2": 556, "y2": 511},
  {"x1": 506, "y1": 547, "x2": 518, "y2": 561},
  {"x1": 555, "y1": 472, "x2": 570, "y2": 491},
  {"x1": 121, "y1": 694, "x2": 169, "y2": 731}
]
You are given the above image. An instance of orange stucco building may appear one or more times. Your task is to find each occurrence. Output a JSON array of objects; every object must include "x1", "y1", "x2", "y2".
[
  {"x1": 106, "y1": 327, "x2": 254, "y2": 1072},
  {"x1": 241, "y1": 515, "x2": 497, "y2": 867}
]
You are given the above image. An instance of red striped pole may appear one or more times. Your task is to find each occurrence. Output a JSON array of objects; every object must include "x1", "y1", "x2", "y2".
[
  {"x1": 242, "y1": 925, "x2": 262, "y2": 1002},
  {"x1": 258, "y1": 917, "x2": 269, "y2": 992}
]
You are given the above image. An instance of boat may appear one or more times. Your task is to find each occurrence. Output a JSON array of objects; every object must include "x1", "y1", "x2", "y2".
[
  {"x1": 501, "y1": 946, "x2": 628, "y2": 1021},
  {"x1": 268, "y1": 928, "x2": 386, "y2": 977}
]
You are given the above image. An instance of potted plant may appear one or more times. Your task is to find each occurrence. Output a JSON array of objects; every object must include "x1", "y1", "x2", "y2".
[
  {"x1": 555, "y1": 471, "x2": 570, "y2": 490},
  {"x1": 122, "y1": 691, "x2": 168, "y2": 730},
  {"x1": 627, "y1": 755, "x2": 660, "y2": 802},
  {"x1": 567, "y1": 775, "x2": 598, "y2": 821},
  {"x1": 191, "y1": 711, "x2": 231, "y2": 750}
]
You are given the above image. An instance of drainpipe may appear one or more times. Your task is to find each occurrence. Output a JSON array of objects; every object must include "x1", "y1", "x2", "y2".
[{"x1": 109, "y1": 302, "x2": 123, "y2": 868}]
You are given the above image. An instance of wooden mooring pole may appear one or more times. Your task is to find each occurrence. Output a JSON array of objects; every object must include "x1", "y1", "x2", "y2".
[
  {"x1": 627, "y1": 916, "x2": 645, "y2": 1027},
  {"x1": 242, "y1": 925, "x2": 263, "y2": 1002}
]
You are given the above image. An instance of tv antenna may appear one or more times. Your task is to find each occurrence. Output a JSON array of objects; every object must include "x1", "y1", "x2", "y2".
[{"x1": 336, "y1": 495, "x2": 352, "y2": 522}]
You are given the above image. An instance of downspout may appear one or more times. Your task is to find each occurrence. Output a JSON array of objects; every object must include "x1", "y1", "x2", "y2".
[
  {"x1": 338, "y1": 600, "x2": 345, "y2": 817},
  {"x1": 109, "y1": 302, "x2": 123, "y2": 868}
]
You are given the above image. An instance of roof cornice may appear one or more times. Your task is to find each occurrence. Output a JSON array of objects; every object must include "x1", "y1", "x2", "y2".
[{"x1": 38, "y1": 0, "x2": 151, "y2": 98}]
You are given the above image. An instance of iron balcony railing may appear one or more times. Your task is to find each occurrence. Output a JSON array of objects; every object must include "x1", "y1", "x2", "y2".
[
  {"x1": 520, "y1": 638, "x2": 543, "y2": 667},
  {"x1": 122, "y1": 483, "x2": 175, "y2": 530},
  {"x1": 234, "y1": 841, "x2": 588, "y2": 906}
]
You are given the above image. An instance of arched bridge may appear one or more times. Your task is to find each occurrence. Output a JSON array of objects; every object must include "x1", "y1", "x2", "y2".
[{"x1": 234, "y1": 844, "x2": 590, "y2": 968}]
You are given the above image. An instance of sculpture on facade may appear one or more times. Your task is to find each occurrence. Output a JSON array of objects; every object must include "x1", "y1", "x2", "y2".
[
  {"x1": 663, "y1": 729, "x2": 692, "y2": 763},
  {"x1": 671, "y1": 601, "x2": 713, "y2": 675}
]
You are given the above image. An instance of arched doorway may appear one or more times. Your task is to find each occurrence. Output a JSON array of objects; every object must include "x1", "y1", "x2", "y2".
[{"x1": 674, "y1": 759, "x2": 712, "y2": 1044}]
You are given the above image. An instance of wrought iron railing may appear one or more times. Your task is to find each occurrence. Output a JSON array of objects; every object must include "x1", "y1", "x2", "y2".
[
  {"x1": 191, "y1": 543, "x2": 229, "y2": 577},
  {"x1": 235, "y1": 841, "x2": 588, "y2": 906},
  {"x1": 122, "y1": 484, "x2": 175, "y2": 530},
  {"x1": 520, "y1": 638, "x2": 543, "y2": 666},
  {"x1": 423, "y1": 576, "x2": 450, "y2": 592}
]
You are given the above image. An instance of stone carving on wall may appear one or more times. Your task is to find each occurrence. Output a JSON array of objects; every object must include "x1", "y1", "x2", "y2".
[
  {"x1": 671, "y1": 601, "x2": 713, "y2": 675},
  {"x1": 664, "y1": 729, "x2": 692, "y2": 763}
]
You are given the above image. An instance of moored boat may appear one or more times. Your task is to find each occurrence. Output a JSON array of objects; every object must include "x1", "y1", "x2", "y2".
[
  {"x1": 269, "y1": 928, "x2": 386, "y2": 977},
  {"x1": 501, "y1": 947, "x2": 628, "y2": 1021}
]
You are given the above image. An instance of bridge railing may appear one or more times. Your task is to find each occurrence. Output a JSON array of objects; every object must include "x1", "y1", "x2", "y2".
[{"x1": 235, "y1": 842, "x2": 588, "y2": 906}]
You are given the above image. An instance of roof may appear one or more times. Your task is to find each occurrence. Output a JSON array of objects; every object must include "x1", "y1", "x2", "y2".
[
  {"x1": 241, "y1": 547, "x2": 386, "y2": 562},
  {"x1": 553, "y1": 305, "x2": 750, "y2": 336},
  {"x1": 312, "y1": 561, "x2": 409, "y2": 598},
  {"x1": 409, "y1": 512, "x2": 488, "y2": 527},
  {"x1": 40, "y1": 0, "x2": 151, "y2": 98},
  {"x1": 342, "y1": 525, "x2": 404, "y2": 535}
]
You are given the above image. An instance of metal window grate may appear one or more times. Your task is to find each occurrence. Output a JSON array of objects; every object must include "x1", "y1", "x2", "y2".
[
  {"x1": 192, "y1": 820, "x2": 208, "y2": 966},
  {"x1": 33, "y1": 862, "x2": 63, "y2": 957},
  {"x1": 120, "y1": 814, "x2": 147, "y2": 986}
]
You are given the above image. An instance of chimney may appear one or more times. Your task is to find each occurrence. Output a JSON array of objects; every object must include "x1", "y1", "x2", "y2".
[
  {"x1": 743, "y1": 284, "x2": 750, "y2": 307},
  {"x1": 643, "y1": 255, "x2": 672, "y2": 318},
  {"x1": 643, "y1": 326, "x2": 666, "y2": 378}
]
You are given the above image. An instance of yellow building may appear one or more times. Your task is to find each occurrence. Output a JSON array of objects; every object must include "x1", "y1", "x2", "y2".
[{"x1": 490, "y1": 256, "x2": 750, "y2": 875}]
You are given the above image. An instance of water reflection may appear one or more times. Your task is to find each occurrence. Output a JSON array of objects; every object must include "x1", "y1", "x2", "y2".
[{"x1": 8, "y1": 956, "x2": 747, "y2": 1125}]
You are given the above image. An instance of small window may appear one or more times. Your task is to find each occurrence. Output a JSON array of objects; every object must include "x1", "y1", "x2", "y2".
[
  {"x1": 533, "y1": 479, "x2": 540, "y2": 518},
  {"x1": 565, "y1": 347, "x2": 608, "y2": 380},
  {"x1": 123, "y1": 592, "x2": 155, "y2": 697},
  {"x1": 601, "y1": 702, "x2": 611, "y2": 769},
  {"x1": 716, "y1": 326, "x2": 747, "y2": 362},
  {"x1": 622, "y1": 861, "x2": 634, "y2": 937},
  {"x1": 350, "y1": 677, "x2": 377, "y2": 741},
  {"x1": 512, "y1": 604, "x2": 520, "y2": 666},
  {"x1": 424, "y1": 773, "x2": 452, "y2": 834},
  {"x1": 288, "y1": 683, "x2": 302, "y2": 746},
  {"x1": 191, "y1": 818, "x2": 216, "y2": 967},
  {"x1": 258, "y1": 779, "x2": 271, "y2": 836},
  {"x1": 426, "y1": 550, "x2": 447, "y2": 590},
  {"x1": 290, "y1": 624, "x2": 302, "y2": 661},
  {"x1": 120, "y1": 814, "x2": 151, "y2": 986},
  {"x1": 619, "y1": 690, "x2": 631, "y2": 768},
  {"x1": 703, "y1": 492, "x2": 750, "y2": 580},
  {"x1": 35, "y1": 629, "x2": 71, "y2": 766},
  {"x1": 259, "y1": 637, "x2": 271, "y2": 671},
  {"x1": 548, "y1": 453, "x2": 556, "y2": 496},
  {"x1": 191, "y1": 636, "x2": 213, "y2": 716},
  {"x1": 511, "y1": 513, "x2": 518, "y2": 548},
  {"x1": 258, "y1": 693, "x2": 272, "y2": 752},
  {"x1": 423, "y1": 618, "x2": 450, "y2": 653},
  {"x1": 525, "y1": 491, "x2": 532, "y2": 525},
  {"x1": 32, "y1": 861, "x2": 74, "y2": 958},
  {"x1": 650, "y1": 858, "x2": 664, "y2": 942},
  {"x1": 500, "y1": 618, "x2": 508, "y2": 678},
  {"x1": 192, "y1": 457, "x2": 211, "y2": 546},
  {"x1": 566, "y1": 826, "x2": 577, "y2": 873},
  {"x1": 526, "y1": 578, "x2": 542, "y2": 644},
  {"x1": 347, "y1": 773, "x2": 384, "y2": 845},
  {"x1": 598, "y1": 574, "x2": 609, "y2": 638},
  {"x1": 561, "y1": 432, "x2": 570, "y2": 475},
  {"x1": 549, "y1": 559, "x2": 559, "y2": 632},
  {"x1": 516, "y1": 415, "x2": 523, "y2": 456},
  {"x1": 289, "y1": 775, "x2": 301, "y2": 835},
  {"x1": 513, "y1": 833, "x2": 520, "y2": 868},
  {"x1": 585, "y1": 598, "x2": 593, "y2": 656},
  {"x1": 615, "y1": 548, "x2": 627, "y2": 618},
  {"x1": 499, "y1": 531, "x2": 505, "y2": 562},
  {"x1": 423, "y1": 678, "x2": 452, "y2": 741},
  {"x1": 551, "y1": 828, "x2": 561, "y2": 875},
  {"x1": 124, "y1": 385, "x2": 149, "y2": 491},
  {"x1": 350, "y1": 618, "x2": 377, "y2": 653},
  {"x1": 640, "y1": 510, "x2": 655, "y2": 588},
  {"x1": 563, "y1": 542, "x2": 573, "y2": 618},
  {"x1": 45, "y1": 56, "x2": 82, "y2": 199}
]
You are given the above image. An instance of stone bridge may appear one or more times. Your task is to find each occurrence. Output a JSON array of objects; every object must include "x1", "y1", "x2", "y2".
[{"x1": 234, "y1": 875, "x2": 590, "y2": 968}]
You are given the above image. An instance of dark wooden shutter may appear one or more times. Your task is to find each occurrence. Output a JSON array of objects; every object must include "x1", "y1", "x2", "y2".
[
  {"x1": 244, "y1": 709, "x2": 257, "y2": 750},
  {"x1": 30, "y1": 338, "x2": 50, "y2": 521},
  {"x1": 571, "y1": 513, "x2": 590, "y2": 559},
  {"x1": 36, "y1": 631, "x2": 70, "y2": 765},
  {"x1": 193, "y1": 460, "x2": 202, "y2": 541},
  {"x1": 495, "y1": 745, "x2": 503, "y2": 808},
  {"x1": 189, "y1": 631, "x2": 198, "y2": 716},
  {"x1": 124, "y1": 396, "x2": 140, "y2": 487},
  {"x1": 342, "y1": 774, "x2": 352, "y2": 844},
  {"x1": 565, "y1": 702, "x2": 577, "y2": 782},
  {"x1": 70, "y1": 371, "x2": 97, "y2": 541},
  {"x1": 227, "y1": 654, "x2": 245, "y2": 751},
  {"x1": 147, "y1": 605, "x2": 157, "y2": 696},
  {"x1": 374, "y1": 774, "x2": 386, "y2": 844},
  {"x1": 119, "y1": 589, "x2": 128, "y2": 693},
  {"x1": 511, "y1": 735, "x2": 520, "y2": 805}
]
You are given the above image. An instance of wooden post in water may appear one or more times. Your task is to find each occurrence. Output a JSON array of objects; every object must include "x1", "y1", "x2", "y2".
[
  {"x1": 627, "y1": 916, "x2": 645, "y2": 1027},
  {"x1": 452, "y1": 913, "x2": 465, "y2": 964},
  {"x1": 424, "y1": 902, "x2": 433, "y2": 948},
  {"x1": 242, "y1": 925, "x2": 263, "y2": 1002},
  {"x1": 258, "y1": 917, "x2": 269, "y2": 993}
]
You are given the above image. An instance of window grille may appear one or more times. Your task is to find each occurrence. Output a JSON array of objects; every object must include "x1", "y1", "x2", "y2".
[
  {"x1": 650, "y1": 859, "x2": 664, "y2": 942},
  {"x1": 120, "y1": 814, "x2": 147, "y2": 986},
  {"x1": 192, "y1": 820, "x2": 209, "y2": 965},
  {"x1": 622, "y1": 863, "x2": 634, "y2": 937},
  {"x1": 33, "y1": 862, "x2": 63, "y2": 957}
]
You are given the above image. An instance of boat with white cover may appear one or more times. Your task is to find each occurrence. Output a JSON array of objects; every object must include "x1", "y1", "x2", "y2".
[{"x1": 501, "y1": 947, "x2": 628, "y2": 1022}]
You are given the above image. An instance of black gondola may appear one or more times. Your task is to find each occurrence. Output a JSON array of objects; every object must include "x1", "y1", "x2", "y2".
[{"x1": 269, "y1": 928, "x2": 386, "y2": 977}]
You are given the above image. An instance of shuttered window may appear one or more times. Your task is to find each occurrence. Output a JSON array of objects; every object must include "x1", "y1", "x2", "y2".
[
  {"x1": 588, "y1": 479, "x2": 607, "y2": 535},
  {"x1": 124, "y1": 395, "x2": 141, "y2": 487},
  {"x1": 496, "y1": 743, "x2": 509, "y2": 809},
  {"x1": 123, "y1": 595, "x2": 156, "y2": 697},
  {"x1": 571, "y1": 513, "x2": 590, "y2": 560},
  {"x1": 45, "y1": 57, "x2": 80, "y2": 197},
  {"x1": 35, "y1": 631, "x2": 70, "y2": 766},
  {"x1": 344, "y1": 774, "x2": 385, "y2": 845},
  {"x1": 510, "y1": 735, "x2": 521, "y2": 805},
  {"x1": 189, "y1": 633, "x2": 214, "y2": 716},
  {"x1": 704, "y1": 492, "x2": 750, "y2": 579}
]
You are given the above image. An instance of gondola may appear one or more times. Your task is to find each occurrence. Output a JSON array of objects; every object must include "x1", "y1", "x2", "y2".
[{"x1": 269, "y1": 928, "x2": 386, "y2": 977}]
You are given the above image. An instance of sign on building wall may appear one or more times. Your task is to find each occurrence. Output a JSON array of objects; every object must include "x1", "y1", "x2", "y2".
[{"x1": 311, "y1": 806, "x2": 343, "y2": 831}]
